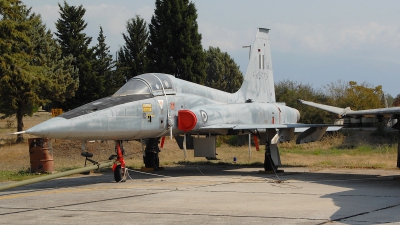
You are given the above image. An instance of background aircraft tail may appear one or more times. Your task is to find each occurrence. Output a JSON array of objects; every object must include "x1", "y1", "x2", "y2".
[{"x1": 237, "y1": 28, "x2": 276, "y2": 103}]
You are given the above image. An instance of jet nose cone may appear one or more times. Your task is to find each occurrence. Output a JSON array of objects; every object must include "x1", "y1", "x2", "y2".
[{"x1": 26, "y1": 117, "x2": 72, "y2": 139}]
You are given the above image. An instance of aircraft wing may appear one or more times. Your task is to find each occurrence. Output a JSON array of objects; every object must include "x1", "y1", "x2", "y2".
[
  {"x1": 299, "y1": 99, "x2": 400, "y2": 119},
  {"x1": 199, "y1": 123, "x2": 340, "y2": 144},
  {"x1": 294, "y1": 126, "x2": 342, "y2": 132},
  {"x1": 343, "y1": 108, "x2": 400, "y2": 118},
  {"x1": 199, "y1": 124, "x2": 288, "y2": 130},
  {"x1": 199, "y1": 123, "x2": 338, "y2": 130}
]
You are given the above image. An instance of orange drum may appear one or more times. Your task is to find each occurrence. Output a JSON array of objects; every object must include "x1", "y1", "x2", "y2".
[{"x1": 28, "y1": 138, "x2": 54, "y2": 173}]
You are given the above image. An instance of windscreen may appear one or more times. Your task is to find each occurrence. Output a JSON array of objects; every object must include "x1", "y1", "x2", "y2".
[
  {"x1": 113, "y1": 79, "x2": 150, "y2": 96},
  {"x1": 139, "y1": 73, "x2": 173, "y2": 92}
]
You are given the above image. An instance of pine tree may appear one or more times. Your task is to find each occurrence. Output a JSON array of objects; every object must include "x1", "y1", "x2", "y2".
[
  {"x1": 0, "y1": 0, "x2": 78, "y2": 142},
  {"x1": 147, "y1": 0, "x2": 206, "y2": 84},
  {"x1": 55, "y1": 1, "x2": 91, "y2": 59},
  {"x1": 55, "y1": 1, "x2": 102, "y2": 109},
  {"x1": 204, "y1": 47, "x2": 243, "y2": 93},
  {"x1": 94, "y1": 26, "x2": 117, "y2": 96},
  {"x1": 34, "y1": 18, "x2": 78, "y2": 105},
  {"x1": 116, "y1": 15, "x2": 149, "y2": 82}
]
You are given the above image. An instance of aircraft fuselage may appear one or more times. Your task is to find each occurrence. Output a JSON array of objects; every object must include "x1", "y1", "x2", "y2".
[{"x1": 27, "y1": 73, "x2": 300, "y2": 141}]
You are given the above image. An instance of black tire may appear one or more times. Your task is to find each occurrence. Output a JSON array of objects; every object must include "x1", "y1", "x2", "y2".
[
  {"x1": 143, "y1": 152, "x2": 154, "y2": 168},
  {"x1": 143, "y1": 152, "x2": 160, "y2": 170},
  {"x1": 264, "y1": 153, "x2": 276, "y2": 171},
  {"x1": 114, "y1": 165, "x2": 125, "y2": 182}
]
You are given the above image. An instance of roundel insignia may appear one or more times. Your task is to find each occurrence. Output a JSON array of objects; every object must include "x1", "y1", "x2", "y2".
[{"x1": 200, "y1": 110, "x2": 208, "y2": 123}]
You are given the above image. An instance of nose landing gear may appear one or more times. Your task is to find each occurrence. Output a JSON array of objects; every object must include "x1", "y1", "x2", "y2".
[{"x1": 112, "y1": 140, "x2": 126, "y2": 182}]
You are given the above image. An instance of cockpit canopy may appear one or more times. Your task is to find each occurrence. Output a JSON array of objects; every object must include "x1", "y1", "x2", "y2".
[{"x1": 113, "y1": 73, "x2": 175, "y2": 97}]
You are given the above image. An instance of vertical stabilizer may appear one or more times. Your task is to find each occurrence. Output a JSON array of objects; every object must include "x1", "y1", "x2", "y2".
[{"x1": 238, "y1": 28, "x2": 275, "y2": 103}]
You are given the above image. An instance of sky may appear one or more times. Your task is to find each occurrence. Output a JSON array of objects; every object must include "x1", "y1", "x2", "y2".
[{"x1": 24, "y1": 0, "x2": 400, "y2": 97}]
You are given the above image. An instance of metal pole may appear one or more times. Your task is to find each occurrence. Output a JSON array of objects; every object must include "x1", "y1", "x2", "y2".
[
  {"x1": 242, "y1": 45, "x2": 251, "y2": 59},
  {"x1": 397, "y1": 130, "x2": 400, "y2": 168},
  {"x1": 248, "y1": 133, "x2": 251, "y2": 159},
  {"x1": 0, "y1": 161, "x2": 114, "y2": 191}
]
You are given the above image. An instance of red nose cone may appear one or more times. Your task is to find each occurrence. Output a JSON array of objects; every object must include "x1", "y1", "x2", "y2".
[{"x1": 178, "y1": 110, "x2": 197, "y2": 132}]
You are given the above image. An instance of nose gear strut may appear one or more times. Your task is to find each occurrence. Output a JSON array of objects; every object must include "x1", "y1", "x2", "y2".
[{"x1": 112, "y1": 140, "x2": 126, "y2": 182}]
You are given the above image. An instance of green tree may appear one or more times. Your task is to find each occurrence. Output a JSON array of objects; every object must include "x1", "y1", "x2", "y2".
[
  {"x1": 55, "y1": 1, "x2": 102, "y2": 109},
  {"x1": 324, "y1": 80, "x2": 384, "y2": 110},
  {"x1": 392, "y1": 94, "x2": 400, "y2": 107},
  {"x1": 147, "y1": 0, "x2": 206, "y2": 84},
  {"x1": 204, "y1": 46, "x2": 243, "y2": 93},
  {"x1": 94, "y1": 26, "x2": 117, "y2": 96},
  {"x1": 275, "y1": 80, "x2": 332, "y2": 124},
  {"x1": 0, "y1": 0, "x2": 78, "y2": 142},
  {"x1": 116, "y1": 15, "x2": 149, "y2": 81}
]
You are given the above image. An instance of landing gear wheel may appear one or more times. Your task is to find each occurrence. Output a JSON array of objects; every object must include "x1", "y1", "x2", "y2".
[
  {"x1": 264, "y1": 152, "x2": 276, "y2": 171},
  {"x1": 114, "y1": 165, "x2": 125, "y2": 182},
  {"x1": 143, "y1": 152, "x2": 159, "y2": 170},
  {"x1": 264, "y1": 141, "x2": 277, "y2": 171},
  {"x1": 143, "y1": 138, "x2": 161, "y2": 170}
]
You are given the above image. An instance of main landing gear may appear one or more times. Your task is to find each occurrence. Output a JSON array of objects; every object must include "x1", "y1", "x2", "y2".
[
  {"x1": 264, "y1": 140, "x2": 277, "y2": 172},
  {"x1": 256, "y1": 131, "x2": 283, "y2": 174},
  {"x1": 143, "y1": 138, "x2": 160, "y2": 170}
]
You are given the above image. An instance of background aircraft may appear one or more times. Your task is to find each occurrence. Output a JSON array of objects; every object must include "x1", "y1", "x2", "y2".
[
  {"x1": 24, "y1": 28, "x2": 334, "y2": 182},
  {"x1": 299, "y1": 99, "x2": 400, "y2": 167}
]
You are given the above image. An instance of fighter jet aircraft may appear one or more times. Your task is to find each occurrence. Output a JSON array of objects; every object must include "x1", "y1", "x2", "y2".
[
  {"x1": 298, "y1": 99, "x2": 400, "y2": 167},
  {"x1": 25, "y1": 28, "x2": 335, "y2": 182}
]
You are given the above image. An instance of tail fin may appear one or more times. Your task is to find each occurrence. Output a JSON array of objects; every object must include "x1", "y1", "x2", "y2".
[{"x1": 237, "y1": 28, "x2": 276, "y2": 103}]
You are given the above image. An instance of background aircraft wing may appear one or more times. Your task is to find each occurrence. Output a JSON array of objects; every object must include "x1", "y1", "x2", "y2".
[
  {"x1": 299, "y1": 99, "x2": 400, "y2": 118},
  {"x1": 344, "y1": 107, "x2": 400, "y2": 118},
  {"x1": 298, "y1": 99, "x2": 352, "y2": 116}
]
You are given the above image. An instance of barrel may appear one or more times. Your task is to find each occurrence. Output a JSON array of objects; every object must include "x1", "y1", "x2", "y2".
[{"x1": 28, "y1": 138, "x2": 54, "y2": 173}]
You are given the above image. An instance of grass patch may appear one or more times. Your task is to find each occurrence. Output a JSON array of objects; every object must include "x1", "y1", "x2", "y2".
[{"x1": 0, "y1": 169, "x2": 46, "y2": 182}]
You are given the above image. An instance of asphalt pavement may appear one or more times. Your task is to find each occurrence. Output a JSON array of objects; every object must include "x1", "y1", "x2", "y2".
[{"x1": 1, "y1": 165, "x2": 400, "y2": 225}]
